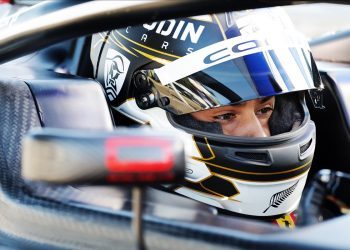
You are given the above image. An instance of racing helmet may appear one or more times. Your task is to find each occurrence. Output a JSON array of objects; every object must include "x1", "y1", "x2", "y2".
[{"x1": 91, "y1": 7, "x2": 322, "y2": 218}]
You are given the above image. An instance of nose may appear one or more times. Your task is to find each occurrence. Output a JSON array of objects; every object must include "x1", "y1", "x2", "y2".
[{"x1": 224, "y1": 114, "x2": 269, "y2": 137}]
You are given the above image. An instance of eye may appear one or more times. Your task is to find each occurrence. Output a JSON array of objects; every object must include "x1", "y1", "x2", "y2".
[
  {"x1": 256, "y1": 106, "x2": 274, "y2": 116},
  {"x1": 214, "y1": 113, "x2": 235, "y2": 121}
]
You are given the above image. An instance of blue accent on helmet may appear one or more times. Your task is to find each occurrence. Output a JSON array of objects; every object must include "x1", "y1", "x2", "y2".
[
  {"x1": 225, "y1": 26, "x2": 241, "y2": 39},
  {"x1": 268, "y1": 50, "x2": 294, "y2": 91},
  {"x1": 243, "y1": 53, "x2": 278, "y2": 96}
]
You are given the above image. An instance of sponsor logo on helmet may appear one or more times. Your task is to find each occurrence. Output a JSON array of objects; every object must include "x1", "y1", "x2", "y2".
[
  {"x1": 142, "y1": 20, "x2": 205, "y2": 44},
  {"x1": 104, "y1": 48, "x2": 130, "y2": 101},
  {"x1": 263, "y1": 181, "x2": 298, "y2": 213},
  {"x1": 121, "y1": 20, "x2": 206, "y2": 56},
  {"x1": 154, "y1": 31, "x2": 309, "y2": 85}
]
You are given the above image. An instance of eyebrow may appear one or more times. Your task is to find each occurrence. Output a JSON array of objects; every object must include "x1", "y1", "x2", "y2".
[
  {"x1": 233, "y1": 96, "x2": 274, "y2": 107},
  {"x1": 260, "y1": 96, "x2": 274, "y2": 103}
]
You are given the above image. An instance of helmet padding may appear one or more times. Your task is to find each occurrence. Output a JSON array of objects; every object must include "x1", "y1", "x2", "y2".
[{"x1": 269, "y1": 93, "x2": 303, "y2": 136}]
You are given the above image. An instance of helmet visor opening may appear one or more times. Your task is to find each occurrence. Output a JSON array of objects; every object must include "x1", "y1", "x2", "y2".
[{"x1": 170, "y1": 92, "x2": 304, "y2": 137}]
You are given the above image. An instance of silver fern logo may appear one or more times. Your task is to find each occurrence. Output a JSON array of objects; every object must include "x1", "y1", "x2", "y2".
[
  {"x1": 104, "y1": 49, "x2": 130, "y2": 101},
  {"x1": 263, "y1": 181, "x2": 299, "y2": 213}
]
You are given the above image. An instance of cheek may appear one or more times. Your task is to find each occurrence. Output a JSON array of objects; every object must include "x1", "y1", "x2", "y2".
[
  {"x1": 221, "y1": 118, "x2": 272, "y2": 136},
  {"x1": 263, "y1": 125, "x2": 271, "y2": 136},
  {"x1": 261, "y1": 119, "x2": 271, "y2": 136},
  {"x1": 221, "y1": 121, "x2": 239, "y2": 135}
]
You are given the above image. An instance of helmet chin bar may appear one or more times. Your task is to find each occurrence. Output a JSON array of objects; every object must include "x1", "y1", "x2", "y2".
[{"x1": 163, "y1": 101, "x2": 316, "y2": 217}]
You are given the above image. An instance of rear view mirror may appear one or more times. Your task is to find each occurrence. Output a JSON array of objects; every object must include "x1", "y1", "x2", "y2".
[{"x1": 21, "y1": 128, "x2": 185, "y2": 185}]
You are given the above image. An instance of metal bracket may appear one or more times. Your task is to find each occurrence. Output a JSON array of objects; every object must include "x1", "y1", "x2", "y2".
[{"x1": 309, "y1": 88, "x2": 325, "y2": 109}]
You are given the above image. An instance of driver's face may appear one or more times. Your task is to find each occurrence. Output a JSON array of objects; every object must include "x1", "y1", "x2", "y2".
[{"x1": 191, "y1": 97, "x2": 275, "y2": 137}]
